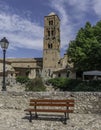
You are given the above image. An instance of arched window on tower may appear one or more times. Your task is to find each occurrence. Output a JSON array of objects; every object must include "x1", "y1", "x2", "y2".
[
  {"x1": 48, "y1": 44, "x2": 50, "y2": 49},
  {"x1": 51, "y1": 30, "x2": 54, "y2": 36},
  {"x1": 48, "y1": 31, "x2": 50, "y2": 36},
  {"x1": 49, "y1": 20, "x2": 53, "y2": 25},
  {"x1": 51, "y1": 44, "x2": 53, "y2": 48},
  {"x1": 48, "y1": 43, "x2": 53, "y2": 49}
]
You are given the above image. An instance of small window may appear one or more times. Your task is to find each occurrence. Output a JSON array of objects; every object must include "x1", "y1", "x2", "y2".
[
  {"x1": 49, "y1": 20, "x2": 53, "y2": 25},
  {"x1": 67, "y1": 71, "x2": 70, "y2": 77},
  {"x1": 48, "y1": 31, "x2": 50, "y2": 36},
  {"x1": 58, "y1": 73, "x2": 61, "y2": 77},
  {"x1": 11, "y1": 73, "x2": 13, "y2": 76},
  {"x1": 48, "y1": 69, "x2": 51, "y2": 76},
  {"x1": 48, "y1": 44, "x2": 50, "y2": 48},
  {"x1": 48, "y1": 43, "x2": 52, "y2": 49},
  {"x1": 51, "y1": 44, "x2": 52, "y2": 48},
  {"x1": 51, "y1": 30, "x2": 54, "y2": 36},
  {"x1": 58, "y1": 61, "x2": 60, "y2": 64}
]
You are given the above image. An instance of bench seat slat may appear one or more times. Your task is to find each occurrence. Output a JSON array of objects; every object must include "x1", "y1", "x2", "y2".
[
  {"x1": 24, "y1": 109, "x2": 73, "y2": 113},
  {"x1": 30, "y1": 103, "x2": 74, "y2": 107}
]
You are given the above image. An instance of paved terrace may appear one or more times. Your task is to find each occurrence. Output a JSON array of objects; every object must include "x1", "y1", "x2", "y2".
[
  {"x1": 0, "y1": 86, "x2": 100, "y2": 130},
  {"x1": 0, "y1": 109, "x2": 101, "y2": 130}
]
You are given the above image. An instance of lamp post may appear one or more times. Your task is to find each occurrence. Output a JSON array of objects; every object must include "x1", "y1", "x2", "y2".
[{"x1": 0, "y1": 37, "x2": 9, "y2": 91}]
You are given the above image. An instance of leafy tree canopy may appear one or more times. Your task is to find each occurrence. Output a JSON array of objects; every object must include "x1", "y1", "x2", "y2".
[{"x1": 67, "y1": 21, "x2": 101, "y2": 71}]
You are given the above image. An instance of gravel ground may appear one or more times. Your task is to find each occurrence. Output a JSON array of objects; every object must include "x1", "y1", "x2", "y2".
[
  {"x1": 0, "y1": 109, "x2": 101, "y2": 130},
  {"x1": 0, "y1": 86, "x2": 101, "y2": 130}
]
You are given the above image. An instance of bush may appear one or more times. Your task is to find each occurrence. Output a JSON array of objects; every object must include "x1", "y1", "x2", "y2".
[
  {"x1": 25, "y1": 77, "x2": 46, "y2": 91},
  {"x1": 16, "y1": 76, "x2": 30, "y2": 84},
  {"x1": 62, "y1": 78, "x2": 82, "y2": 91},
  {"x1": 47, "y1": 77, "x2": 66, "y2": 90},
  {"x1": 47, "y1": 78, "x2": 101, "y2": 91}
]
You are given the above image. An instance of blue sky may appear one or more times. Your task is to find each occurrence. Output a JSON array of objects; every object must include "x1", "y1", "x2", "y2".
[{"x1": 0, "y1": 0, "x2": 100, "y2": 58}]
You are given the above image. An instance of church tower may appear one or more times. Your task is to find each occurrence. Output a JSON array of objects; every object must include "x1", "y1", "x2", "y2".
[{"x1": 43, "y1": 12, "x2": 61, "y2": 77}]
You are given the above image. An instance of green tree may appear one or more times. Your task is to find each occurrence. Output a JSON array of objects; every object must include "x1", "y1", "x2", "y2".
[{"x1": 67, "y1": 21, "x2": 101, "y2": 71}]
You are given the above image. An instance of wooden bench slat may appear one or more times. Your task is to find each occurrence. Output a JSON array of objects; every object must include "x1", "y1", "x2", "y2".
[
  {"x1": 30, "y1": 99, "x2": 74, "y2": 102},
  {"x1": 25, "y1": 108, "x2": 73, "y2": 113},
  {"x1": 30, "y1": 103, "x2": 74, "y2": 107}
]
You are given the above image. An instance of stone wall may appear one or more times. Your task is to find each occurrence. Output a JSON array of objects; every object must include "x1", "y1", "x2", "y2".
[{"x1": 0, "y1": 92, "x2": 101, "y2": 114}]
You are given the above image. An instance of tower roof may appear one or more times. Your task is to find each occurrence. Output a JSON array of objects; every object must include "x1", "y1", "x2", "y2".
[{"x1": 48, "y1": 12, "x2": 56, "y2": 16}]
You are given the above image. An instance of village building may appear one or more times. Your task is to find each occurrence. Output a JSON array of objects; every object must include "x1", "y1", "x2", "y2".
[{"x1": 0, "y1": 12, "x2": 75, "y2": 80}]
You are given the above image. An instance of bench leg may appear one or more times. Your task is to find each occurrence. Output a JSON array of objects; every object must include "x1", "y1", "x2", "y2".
[
  {"x1": 64, "y1": 112, "x2": 67, "y2": 124},
  {"x1": 66, "y1": 107, "x2": 69, "y2": 119},
  {"x1": 67, "y1": 113, "x2": 69, "y2": 119},
  {"x1": 29, "y1": 111, "x2": 32, "y2": 122},
  {"x1": 35, "y1": 112, "x2": 38, "y2": 119}
]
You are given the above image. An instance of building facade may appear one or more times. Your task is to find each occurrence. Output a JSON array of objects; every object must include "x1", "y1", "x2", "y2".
[
  {"x1": 42, "y1": 12, "x2": 61, "y2": 78},
  {"x1": 43, "y1": 12, "x2": 60, "y2": 68}
]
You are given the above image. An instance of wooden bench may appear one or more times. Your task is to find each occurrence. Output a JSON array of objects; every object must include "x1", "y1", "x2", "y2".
[{"x1": 24, "y1": 99, "x2": 74, "y2": 124}]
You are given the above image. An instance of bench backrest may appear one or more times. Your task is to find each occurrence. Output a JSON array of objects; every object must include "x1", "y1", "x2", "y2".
[{"x1": 29, "y1": 99, "x2": 74, "y2": 107}]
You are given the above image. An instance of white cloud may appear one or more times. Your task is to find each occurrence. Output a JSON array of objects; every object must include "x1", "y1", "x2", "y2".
[
  {"x1": 67, "y1": 0, "x2": 90, "y2": 12},
  {"x1": 49, "y1": 0, "x2": 101, "y2": 50},
  {"x1": 0, "y1": 2, "x2": 43, "y2": 51},
  {"x1": 49, "y1": 0, "x2": 75, "y2": 49},
  {"x1": 92, "y1": 0, "x2": 101, "y2": 17}
]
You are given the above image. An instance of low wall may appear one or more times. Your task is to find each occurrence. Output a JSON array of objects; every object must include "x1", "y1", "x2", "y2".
[{"x1": 0, "y1": 92, "x2": 101, "y2": 114}]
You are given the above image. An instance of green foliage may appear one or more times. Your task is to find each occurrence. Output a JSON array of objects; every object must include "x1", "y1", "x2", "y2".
[
  {"x1": 62, "y1": 78, "x2": 82, "y2": 91},
  {"x1": 25, "y1": 77, "x2": 46, "y2": 91},
  {"x1": 67, "y1": 21, "x2": 101, "y2": 71},
  {"x1": 75, "y1": 80, "x2": 101, "y2": 91},
  {"x1": 47, "y1": 78, "x2": 101, "y2": 92},
  {"x1": 16, "y1": 76, "x2": 30, "y2": 84},
  {"x1": 16, "y1": 76, "x2": 46, "y2": 91},
  {"x1": 47, "y1": 77, "x2": 66, "y2": 90}
]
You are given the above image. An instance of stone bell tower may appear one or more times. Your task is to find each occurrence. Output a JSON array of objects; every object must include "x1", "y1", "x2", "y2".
[{"x1": 43, "y1": 12, "x2": 60, "y2": 77}]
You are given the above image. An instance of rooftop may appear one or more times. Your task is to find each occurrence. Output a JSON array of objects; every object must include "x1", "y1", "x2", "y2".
[{"x1": 48, "y1": 12, "x2": 56, "y2": 16}]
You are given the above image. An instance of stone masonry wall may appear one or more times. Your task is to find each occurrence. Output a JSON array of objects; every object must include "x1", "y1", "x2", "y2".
[{"x1": 0, "y1": 92, "x2": 101, "y2": 114}]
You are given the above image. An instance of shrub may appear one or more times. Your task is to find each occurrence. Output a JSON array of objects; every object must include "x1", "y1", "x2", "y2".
[
  {"x1": 25, "y1": 77, "x2": 46, "y2": 91},
  {"x1": 16, "y1": 76, "x2": 30, "y2": 84},
  {"x1": 63, "y1": 79, "x2": 82, "y2": 91},
  {"x1": 47, "y1": 77, "x2": 66, "y2": 90},
  {"x1": 47, "y1": 78, "x2": 101, "y2": 91}
]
